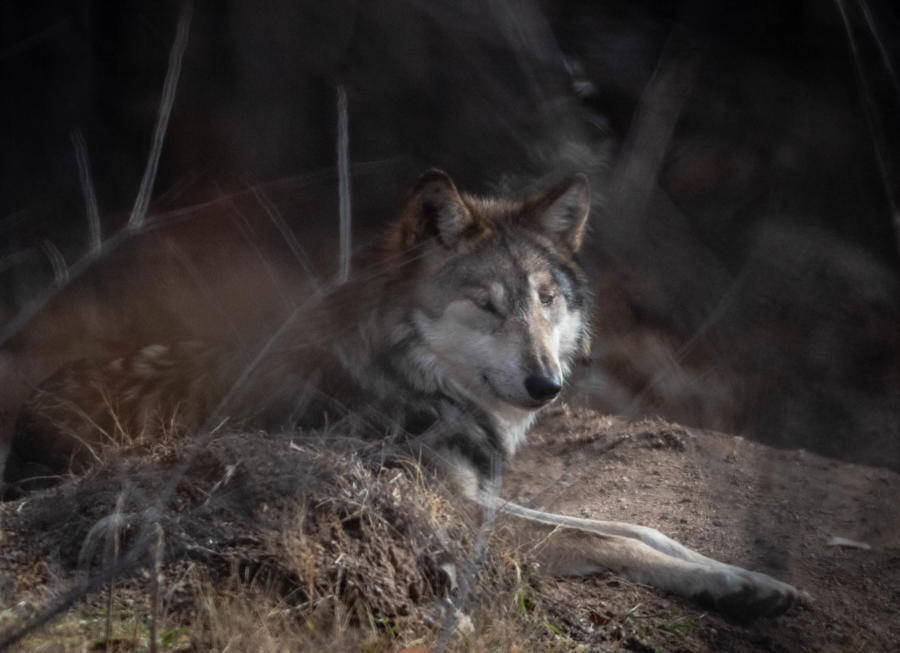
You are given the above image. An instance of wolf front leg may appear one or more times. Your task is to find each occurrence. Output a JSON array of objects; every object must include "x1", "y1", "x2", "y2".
[{"x1": 499, "y1": 502, "x2": 802, "y2": 619}]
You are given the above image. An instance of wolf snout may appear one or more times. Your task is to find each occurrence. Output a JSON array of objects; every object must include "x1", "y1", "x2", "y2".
[{"x1": 524, "y1": 374, "x2": 562, "y2": 402}]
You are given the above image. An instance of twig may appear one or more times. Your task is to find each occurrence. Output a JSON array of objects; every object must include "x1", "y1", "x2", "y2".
[
  {"x1": 127, "y1": 1, "x2": 192, "y2": 229},
  {"x1": 434, "y1": 465, "x2": 502, "y2": 652},
  {"x1": 104, "y1": 494, "x2": 124, "y2": 653},
  {"x1": 859, "y1": 0, "x2": 900, "y2": 100},
  {"x1": 166, "y1": 239, "x2": 246, "y2": 348},
  {"x1": 252, "y1": 184, "x2": 319, "y2": 284},
  {"x1": 221, "y1": 193, "x2": 294, "y2": 310},
  {"x1": 0, "y1": 248, "x2": 39, "y2": 273},
  {"x1": 0, "y1": 6, "x2": 193, "y2": 642},
  {"x1": 150, "y1": 522, "x2": 164, "y2": 653},
  {"x1": 0, "y1": 22, "x2": 66, "y2": 62},
  {"x1": 0, "y1": 3, "x2": 192, "y2": 348},
  {"x1": 39, "y1": 239, "x2": 67, "y2": 284},
  {"x1": 336, "y1": 84, "x2": 352, "y2": 284},
  {"x1": 70, "y1": 129, "x2": 102, "y2": 251},
  {"x1": 833, "y1": 0, "x2": 900, "y2": 257},
  {"x1": 0, "y1": 159, "x2": 405, "y2": 348}
]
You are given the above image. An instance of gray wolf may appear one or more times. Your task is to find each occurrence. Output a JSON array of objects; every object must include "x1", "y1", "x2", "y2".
[{"x1": 3, "y1": 170, "x2": 800, "y2": 618}]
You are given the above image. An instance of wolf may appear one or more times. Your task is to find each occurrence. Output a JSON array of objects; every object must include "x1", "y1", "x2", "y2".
[{"x1": 3, "y1": 170, "x2": 800, "y2": 618}]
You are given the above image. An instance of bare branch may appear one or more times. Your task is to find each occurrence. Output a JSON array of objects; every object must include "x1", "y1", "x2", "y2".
[
  {"x1": 40, "y1": 239, "x2": 67, "y2": 285},
  {"x1": 70, "y1": 129, "x2": 102, "y2": 251},
  {"x1": 253, "y1": 184, "x2": 319, "y2": 285},
  {"x1": 0, "y1": 4, "x2": 192, "y2": 348},
  {"x1": 0, "y1": 248, "x2": 39, "y2": 274},
  {"x1": 859, "y1": 0, "x2": 900, "y2": 101},
  {"x1": 103, "y1": 494, "x2": 124, "y2": 653},
  {"x1": 127, "y1": 1, "x2": 192, "y2": 229},
  {"x1": 336, "y1": 84, "x2": 352, "y2": 284},
  {"x1": 149, "y1": 522, "x2": 164, "y2": 653},
  {"x1": 834, "y1": 0, "x2": 900, "y2": 257},
  {"x1": 0, "y1": 161, "x2": 399, "y2": 347}
]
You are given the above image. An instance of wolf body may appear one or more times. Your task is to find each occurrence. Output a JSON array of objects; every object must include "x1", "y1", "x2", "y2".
[{"x1": 3, "y1": 170, "x2": 800, "y2": 618}]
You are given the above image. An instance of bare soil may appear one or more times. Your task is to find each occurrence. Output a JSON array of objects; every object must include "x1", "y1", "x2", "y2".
[
  {"x1": 1, "y1": 406, "x2": 898, "y2": 652},
  {"x1": 509, "y1": 406, "x2": 900, "y2": 651}
]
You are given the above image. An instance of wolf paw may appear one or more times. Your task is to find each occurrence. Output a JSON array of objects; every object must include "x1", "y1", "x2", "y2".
[{"x1": 700, "y1": 567, "x2": 804, "y2": 620}]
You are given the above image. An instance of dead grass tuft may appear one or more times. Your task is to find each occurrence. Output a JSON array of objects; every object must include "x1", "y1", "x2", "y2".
[{"x1": 1, "y1": 430, "x2": 585, "y2": 651}]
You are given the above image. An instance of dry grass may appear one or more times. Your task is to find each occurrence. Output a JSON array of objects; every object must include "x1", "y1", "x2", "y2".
[
  {"x1": 0, "y1": 442, "x2": 588, "y2": 652},
  {"x1": 1, "y1": 562, "x2": 586, "y2": 653}
]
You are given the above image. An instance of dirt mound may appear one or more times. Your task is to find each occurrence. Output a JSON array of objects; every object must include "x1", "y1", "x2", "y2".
[
  {"x1": 2, "y1": 408, "x2": 899, "y2": 651},
  {"x1": 509, "y1": 406, "x2": 900, "y2": 651},
  {"x1": 0, "y1": 431, "x2": 486, "y2": 649}
]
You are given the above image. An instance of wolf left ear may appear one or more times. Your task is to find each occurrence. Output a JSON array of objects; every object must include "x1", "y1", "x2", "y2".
[{"x1": 529, "y1": 174, "x2": 591, "y2": 252}]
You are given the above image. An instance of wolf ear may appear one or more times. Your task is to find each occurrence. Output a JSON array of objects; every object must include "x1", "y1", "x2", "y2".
[
  {"x1": 529, "y1": 174, "x2": 591, "y2": 252},
  {"x1": 402, "y1": 169, "x2": 475, "y2": 248}
]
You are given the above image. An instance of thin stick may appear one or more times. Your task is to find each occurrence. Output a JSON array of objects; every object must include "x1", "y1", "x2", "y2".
[
  {"x1": 70, "y1": 129, "x2": 102, "y2": 251},
  {"x1": 859, "y1": 0, "x2": 900, "y2": 100},
  {"x1": 2, "y1": 278, "x2": 358, "y2": 650},
  {"x1": 0, "y1": 3, "x2": 191, "y2": 348},
  {"x1": 39, "y1": 239, "x2": 67, "y2": 284},
  {"x1": 834, "y1": 0, "x2": 900, "y2": 256},
  {"x1": 127, "y1": 1, "x2": 192, "y2": 229},
  {"x1": 252, "y1": 185, "x2": 318, "y2": 284},
  {"x1": 104, "y1": 494, "x2": 124, "y2": 653},
  {"x1": 0, "y1": 12, "x2": 194, "y2": 644},
  {"x1": 0, "y1": 248, "x2": 38, "y2": 274},
  {"x1": 434, "y1": 468, "x2": 501, "y2": 652},
  {"x1": 149, "y1": 522, "x2": 164, "y2": 653},
  {"x1": 0, "y1": 159, "x2": 404, "y2": 348},
  {"x1": 336, "y1": 84, "x2": 352, "y2": 283}
]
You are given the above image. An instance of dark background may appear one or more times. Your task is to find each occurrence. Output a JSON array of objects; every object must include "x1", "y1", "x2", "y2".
[{"x1": 1, "y1": 1, "x2": 898, "y2": 468}]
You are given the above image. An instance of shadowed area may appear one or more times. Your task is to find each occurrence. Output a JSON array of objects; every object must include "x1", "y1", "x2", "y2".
[{"x1": 1, "y1": 1, "x2": 898, "y2": 650}]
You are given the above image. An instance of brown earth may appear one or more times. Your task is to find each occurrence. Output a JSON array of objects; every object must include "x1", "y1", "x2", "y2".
[
  {"x1": 508, "y1": 406, "x2": 900, "y2": 652},
  {"x1": 1, "y1": 405, "x2": 898, "y2": 651}
]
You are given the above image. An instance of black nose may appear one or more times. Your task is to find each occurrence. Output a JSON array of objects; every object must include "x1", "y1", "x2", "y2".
[{"x1": 524, "y1": 374, "x2": 562, "y2": 402}]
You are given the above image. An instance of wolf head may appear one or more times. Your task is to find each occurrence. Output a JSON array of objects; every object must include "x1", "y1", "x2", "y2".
[{"x1": 386, "y1": 170, "x2": 592, "y2": 422}]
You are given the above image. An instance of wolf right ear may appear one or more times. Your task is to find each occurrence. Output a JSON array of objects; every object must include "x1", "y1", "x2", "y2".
[
  {"x1": 529, "y1": 174, "x2": 591, "y2": 252},
  {"x1": 400, "y1": 169, "x2": 475, "y2": 249}
]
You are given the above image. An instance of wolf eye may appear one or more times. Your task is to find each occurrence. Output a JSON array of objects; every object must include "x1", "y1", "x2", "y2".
[
  {"x1": 539, "y1": 291, "x2": 556, "y2": 307},
  {"x1": 473, "y1": 294, "x2": 498, "y2": 314},
  {"x1": 465, "y1": 286, "x2": 503, "y2": 316}
]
